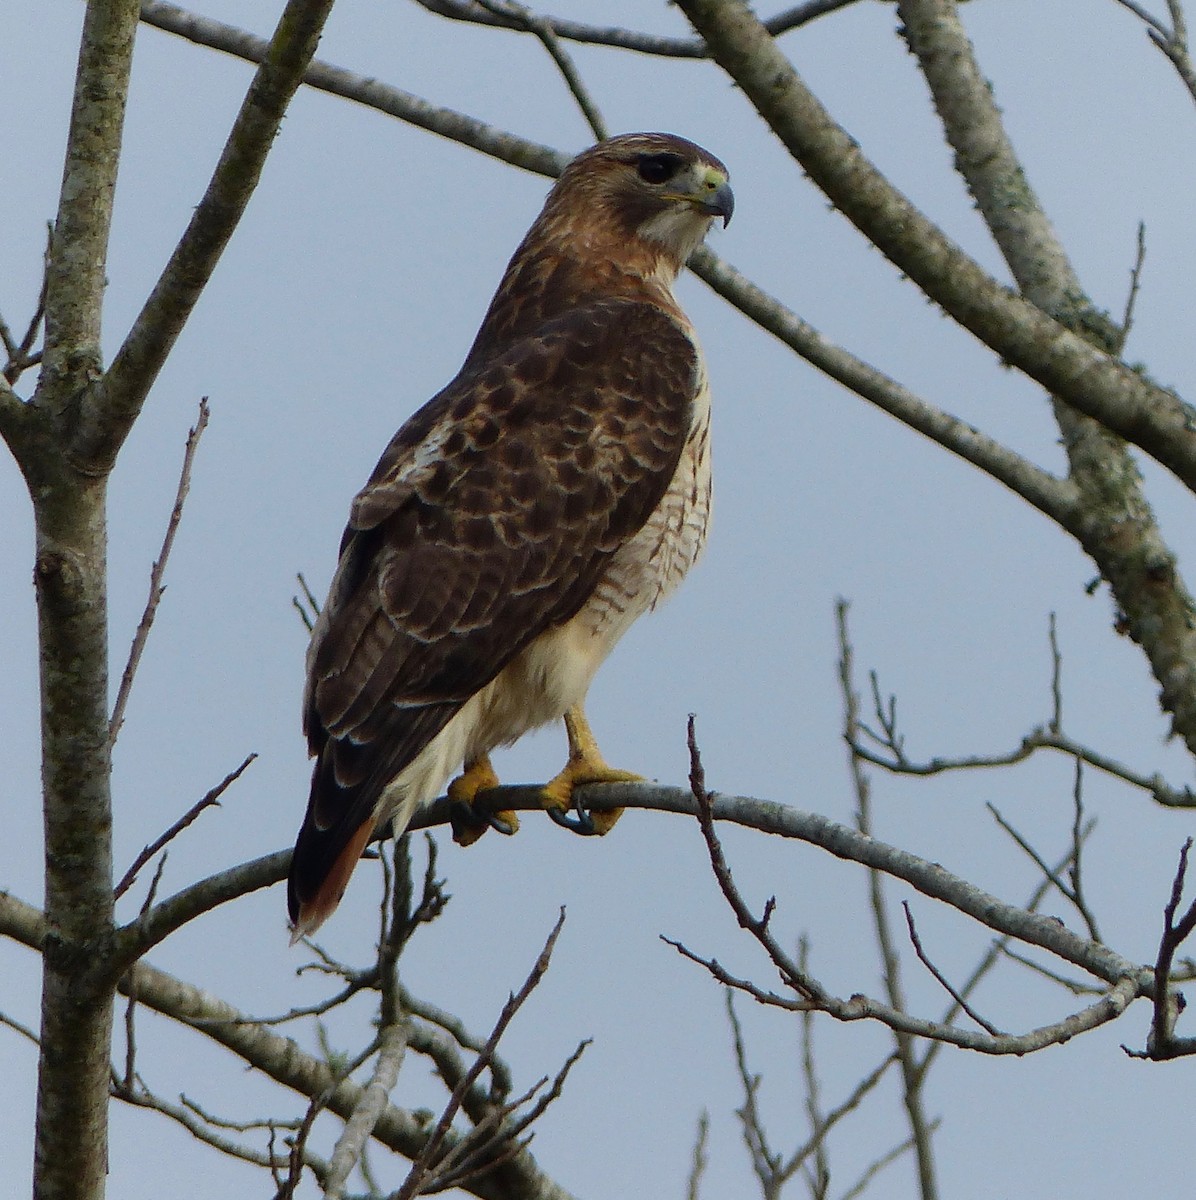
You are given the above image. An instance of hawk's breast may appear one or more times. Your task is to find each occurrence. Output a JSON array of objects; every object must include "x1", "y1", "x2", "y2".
[
  {"x1": 578, "y1": 355, "x2": 712, "y2": 648},
  {"x1": 457, "y1": 351, "x2": 712, "y2": 765}
]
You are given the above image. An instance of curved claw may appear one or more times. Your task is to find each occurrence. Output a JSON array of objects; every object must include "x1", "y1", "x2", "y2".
[
  {"x1": 449, "y1": 799, "x2": 520, "y2": 845},
  {"x1": 447, "y1": 755, "x2": 520, "y2": 845},
  {"x1": 486, "y1": 809, "x2": 519, "y2": 837},
  {"x1": 547, "y1": 803, "x2": 599, "y2": 836}
]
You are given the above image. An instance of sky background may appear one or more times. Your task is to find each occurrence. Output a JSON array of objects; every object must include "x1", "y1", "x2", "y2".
[{"x1": 4, "y1": 1, "x2": 1196, "y2": 1196}]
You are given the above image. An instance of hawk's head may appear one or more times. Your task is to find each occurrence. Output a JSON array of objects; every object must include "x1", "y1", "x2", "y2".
[
  {"x1": 543, "y1": 132, "x2": 733, "y2": 271},
  {"x1": 468, "y1": 133, "x2": 732, "y2": 357}
]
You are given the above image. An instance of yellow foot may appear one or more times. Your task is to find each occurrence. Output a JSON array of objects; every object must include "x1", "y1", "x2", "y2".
[
  {"x1": 540, "y1": 705, "x2": 643, "y2": 836},
  {"x1": 448, "y1": 755, "x2": 518, "y2": 847}
]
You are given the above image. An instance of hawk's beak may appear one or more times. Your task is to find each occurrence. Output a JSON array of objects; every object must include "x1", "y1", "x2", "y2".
[{"x1": 701, "y1": 179, "x2": 735, "y2": 228}]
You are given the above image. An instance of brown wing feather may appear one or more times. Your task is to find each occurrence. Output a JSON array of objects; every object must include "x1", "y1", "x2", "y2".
[{"x1": 287, "y1": 299, "x2": 698, "y2": 924}]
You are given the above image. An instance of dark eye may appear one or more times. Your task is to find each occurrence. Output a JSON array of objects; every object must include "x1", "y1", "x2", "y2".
[{"x1": 636, "y1": 153, "x2": 682, "y2": 185}]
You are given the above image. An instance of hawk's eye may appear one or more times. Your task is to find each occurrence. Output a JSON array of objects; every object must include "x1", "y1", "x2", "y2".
[{"x1": 636, "y1": 153, "x2": 681, "y2": 185}]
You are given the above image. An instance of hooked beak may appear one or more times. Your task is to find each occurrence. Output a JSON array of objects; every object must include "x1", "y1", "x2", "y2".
[{"x1": 700, "y1": 179, "x2": 734, "y2": 227}]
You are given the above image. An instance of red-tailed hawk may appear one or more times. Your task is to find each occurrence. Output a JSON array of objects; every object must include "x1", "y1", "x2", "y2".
[{"x1": 289, "y1": 132, "x2": 733, "y2": 937}]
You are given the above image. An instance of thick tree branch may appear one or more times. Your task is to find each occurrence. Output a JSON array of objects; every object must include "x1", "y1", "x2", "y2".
[
  {"x1": 689, "y1": 246, "x2": 1082, "y2": 531},
  {"x1": 895, "y1": 0, "x2": 1196, "y2": 767},
  {"x1": 674, "y1": 0, "x2": 1196, "y2": 497},
  {"x1": 28, "y1": 8, "x2": 142, "y2": 1197},
  {"x1": 96, "y1": 773, "x2": 1154, "y2": 992},
  {"x1": 76, "y1": 0, "x2": 338, "y2": 474},
  {"x1": 39, "y1": 0, "x2": 139, "y2": 415},
  {"x1": 323, "y1": 1021, "x2": 409, "y2": 1197}
]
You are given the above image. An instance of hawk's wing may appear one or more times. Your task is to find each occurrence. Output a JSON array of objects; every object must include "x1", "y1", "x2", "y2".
[{"x1": 289, "y1": 299, "x2": 698, "y2": 914}]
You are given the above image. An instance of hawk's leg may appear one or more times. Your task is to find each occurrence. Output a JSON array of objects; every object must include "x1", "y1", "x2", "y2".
[
  {"x1": 542, "y1": 704, "x2": 643, "y2": 836},
  {"x1": 448, "y1": 754, "x2": 519, "y2": 846}
]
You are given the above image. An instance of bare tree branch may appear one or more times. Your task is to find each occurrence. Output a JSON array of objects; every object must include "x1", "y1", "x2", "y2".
[
  {"x1": 323, "y1": 1020, "x2": 409, "y2": 1197},
  {"x1": 1134, "y1": 839, "x2": 1196, "y2": 1059},
  {"x1": 393, "y1": 907, "x2": 568, "y2": 1200},
  {"x1": 841, "y1": 608, "x2": 939, "y2": 1200},
  {"x1": 113, "y1": 752, "x2": 256, "y2": 902},
  {"x1": 895, "y1": 0, "x2": 1196, "y2": 775},
  {"x1": 411, "y1": 0, "x2": 866, "y2": 59},
  {"x1": 902, "y1": 903, "x2": 1002, "y2": 1038},
  {"x1": 474, "y1": 0, "x2": 608, "y2": 140},
  {"x1": 674, "y1": 0, "x2": 1196, "y2": 501},
  {"x1": 1114, "y1": 0, "x2": 1196, "y2": 104},
  {"x1": 1114, "y1": 221, "x2": 1148, "y2": 357},
  {"x1": 73, "y1": 756, "x2": 1154, "y2": 991},
  {"x1": 79, "y1": 0, "x2": 338, "y2": 473},
  {"x1": 112, "y1": 1076, "x2": 328, "y2": 1181},
  {"x1": 29, "y1": 6, "x2": 141, "y2": 1197},
  {"x1": 848, "y1": 616, "x2": 1196, "y2": 809},
  {"x1": 686, "y1": 1110, "x2": 710, "y2": 1200},
  {"x1": 688, "y1": 246, "x2": 1083, "y2": 532},
  {"x1": 109, "y1": 396, "x2": 210, "y2": 746},
  {"x1": 662, "y1": 715, "x2": 1152, "y2": 1054},
  {"x1": 39, "y1": 0, "x2": 138, "y2": 409},
  {"x1": 138, "y1": 1, "x2": 565, "y2": 175},
  {"x1": 2, "y1": 222, "x2": 50, "y2": 387}
]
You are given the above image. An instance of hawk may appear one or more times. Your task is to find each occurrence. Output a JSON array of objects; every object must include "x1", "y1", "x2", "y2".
[{"x1": 288, "y1": 132, "x2": 733, "y2": 937}]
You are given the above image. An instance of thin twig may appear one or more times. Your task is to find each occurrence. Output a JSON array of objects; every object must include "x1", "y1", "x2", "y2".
[
  {"x1": 687, "y1": 716, "x2": 827, "y2": 1003},
  {"x1": 115, "y1": 1076, "x2": 325, "y2": 1181},
  {"x1": 997, "y1": 945, "x2": 1103, "y2": 996},
  {"x1": 837, "y1": 1120, "x2": 942, "y2": 1200},
  {"x1": 852, "y1": 722, "x2": 1196, "y2": 807},
  {"x1": 1113, "y1": 221, "x2": 1148, "y2": 356},
  {"x1": 393, "y1": 907, "x2": 567, "y2": 1200},
  {"x1": 474, "y1": 0, "x2": 608, "y2": 139},
  {"x1": 1114, "y1": 0, "x2": 1171, "y2": 35},
  {"x1": 109, "y1": 396, "x2": 210, "y2": 746},
  {"x1": 0, "y1": 1010, "x2": 40, "y2": 1046},
  {"x1": 726, "y1": 990, "x2": 779, "y2": 1190},
  {"x1": 916, "y1": 827, "x2": 1099, "y2": 1084},
  {"x1": 2, "y1": 225, "x2": 51, "y2": 385},
  {"x1": 840, "y1": 601, "x2": 939, "y2": 1200},
  {"x1": 1068, "y1": 759, "x2": 1103, "y2": 943},
  {"x1": 686, "y1": 1111, "x2": 710, "y2": 1200},
  {"x1": 1047, "y1": 612, "x2": 1063, "y2": 734},
  {"x1": 121, "y1": 856, "x2": 167, "y2": 1090},
  {"x1": 797, "y1": 947, "x2": 831, "y2": 1200},
  {"x1": 1114, "y1": 0, "x2": 1196, "y2": 105},
  {"x1": 293, "y1": 570, "x2": 320, "y2": 633},
  {"x1": 1135, "y1": 838, "x2": 1196, "y2": 1058},
  {"x1": 902, "y1": 903, "x2": 1002, "y2": 1037},
  {"x1": 114, "y1": 752, "x2": 256, "y2": 901},
  {"x1": 428, "y1": 1038, "x2": 588, "y2": 1193},
  {"x1": 410, "y1": 0, "x2": 864, "y2": 59}
]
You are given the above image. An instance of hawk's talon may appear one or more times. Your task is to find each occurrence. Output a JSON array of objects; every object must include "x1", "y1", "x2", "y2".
[
  {"x1": 538, "y1": 703, "x2": 640, "y2": 836},
  {"x1": 449, "y1": 801, "x2": 519, "y2": 844},
  {"x1": 447, "y1": 755, "x2": 518, "y2": 846},
  {"x1": 486, "y1": 809, "x2": 519, "y2": 837},
  {"x1": 449, "y1": 800, "x2": 488, "y2": 845},
  {"x1": 547, "y1": 801, "x2": 599, "y2": 836}
]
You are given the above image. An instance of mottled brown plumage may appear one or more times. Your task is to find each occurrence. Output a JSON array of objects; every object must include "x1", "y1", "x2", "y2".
[{"x1": 289, "y1": 133, "x2": 732, "y2": 936}]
